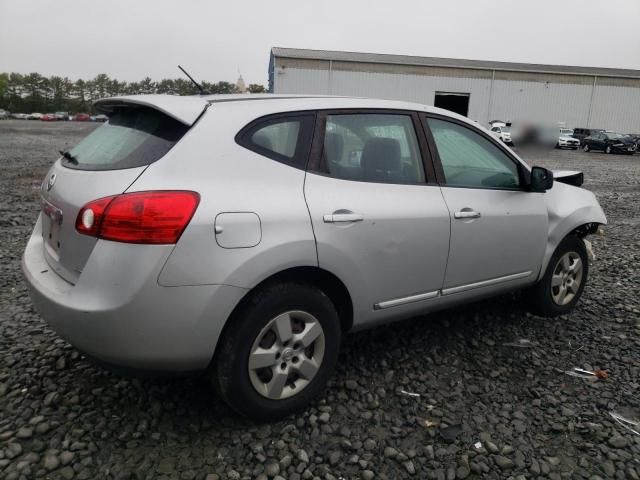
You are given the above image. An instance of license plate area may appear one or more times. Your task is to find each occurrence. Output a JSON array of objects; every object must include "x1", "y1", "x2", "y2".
[{"x1": 42, "y1": 198, "x2": 64, "y2": 259}]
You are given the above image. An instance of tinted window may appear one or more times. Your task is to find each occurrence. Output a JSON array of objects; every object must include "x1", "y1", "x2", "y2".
[
  {"x1": 65, "y1": 107, "x2": 188, "y2": 171},
  {"x1": 237, "y1": 115, "x2": 314, "y2": 168},
  {"x1": 321, "y1": 114, "x2": 425, "y2": 184},
  {"x1": 428, "y1": 118, "x2": 520, "y2": 189}
]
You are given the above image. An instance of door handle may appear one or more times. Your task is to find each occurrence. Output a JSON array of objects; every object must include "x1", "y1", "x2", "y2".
[
  {"x1": 454, "y1": 210, "x2": 481, "y2": 219},
  {"x1": 323, "y1": 213, "x2": 364, "y2": 223}
]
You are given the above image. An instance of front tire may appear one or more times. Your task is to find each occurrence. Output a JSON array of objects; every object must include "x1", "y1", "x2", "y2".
[
  {"x1": 583, "y1": 144, "x2": 590, "y2": 152},
  {"x1": 605, "y1": 145, "x2": 612, "y2": 154},
  {"x1": 212, "y1": 282, "x2": 341, "y2": 420},
  {"x1": 525, "y1": 236, "x2": 589, "y2": 317}
]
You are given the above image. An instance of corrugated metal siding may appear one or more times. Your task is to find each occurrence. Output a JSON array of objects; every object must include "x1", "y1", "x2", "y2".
[
  {"x1": 273, "y1": 63, "x2": 640, "y2": 131},
  {"x1": 275, "y1": 65, "x2": 331, "y2": 95},
  {"x1": 276, "y1": 67, "x2": 492, "y2": 122},
  {"x1": 490, "y1": 80, "x2": 593, "y2": 126},
  {"x1": 590, "y1": 84, "x2": 640, "y2": 131}
]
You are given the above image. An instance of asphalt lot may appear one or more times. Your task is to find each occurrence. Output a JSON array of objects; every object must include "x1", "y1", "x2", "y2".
[{"x1": 0, "y1": 119, "x2": 638, "y2": 480}]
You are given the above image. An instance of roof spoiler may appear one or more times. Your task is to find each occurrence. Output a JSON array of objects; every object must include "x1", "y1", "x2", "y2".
[{"x1": 94, "y1": 95, "x2": 210, "y2": 125}]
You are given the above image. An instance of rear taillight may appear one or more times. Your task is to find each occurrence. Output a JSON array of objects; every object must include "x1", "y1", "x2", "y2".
[{"x1": 75, "y1": 191, "x2": 200, "y2": 244}]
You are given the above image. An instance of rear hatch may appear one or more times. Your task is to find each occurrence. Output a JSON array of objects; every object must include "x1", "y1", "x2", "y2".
[{"x1": 39, "y1": 95, "x2": 208, "y2": 284}]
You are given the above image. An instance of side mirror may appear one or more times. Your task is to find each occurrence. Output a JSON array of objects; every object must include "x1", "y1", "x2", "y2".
[{"x1": 530, "y1": 166, "x2": 554, "y2": 192}]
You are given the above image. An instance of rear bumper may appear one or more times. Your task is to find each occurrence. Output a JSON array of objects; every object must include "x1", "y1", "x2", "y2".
[{"x1": 22, "y1": 215, "x2": 247, "y2": 371}]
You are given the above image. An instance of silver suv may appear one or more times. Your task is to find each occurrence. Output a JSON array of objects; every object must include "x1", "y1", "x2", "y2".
[{"x1": 23, "y1": 94, "x2": 606, "y2": 419}]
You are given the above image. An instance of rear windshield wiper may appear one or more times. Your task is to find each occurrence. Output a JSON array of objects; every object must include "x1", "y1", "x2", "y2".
[{"x1": 59, "y1": 150, "x2": 78, "y2": 165}]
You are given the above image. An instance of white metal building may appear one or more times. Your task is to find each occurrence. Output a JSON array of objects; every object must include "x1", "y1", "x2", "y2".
[{"x1": 269, "y1": 47, "x2": 640, "y2": 132}]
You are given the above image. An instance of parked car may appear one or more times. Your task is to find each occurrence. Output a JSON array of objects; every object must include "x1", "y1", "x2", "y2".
[
  {"x1": 11, "y1": 113, "x2": 28, "y2": 120},
  {"x1": 556, "y1": 128, "x2": 580, "y2": 149},
  {"x1": 41, "y1": 113, "x2": 57, "y2": 122},
  {"x1": 93, "y1": 114, "x2": 108, "y2": 122},
  {"x1": 22, "y1": 94, "x2": 606, "y2": 419},
  {"x1": 27, "y1": 113, "x2": 43, "y2": 120},
  {"x1": 73, "y1": 113, "x2": 91, "y2": 121},
  {"x1": 0, "y1": 109, "x2": 9, "y2": 119},
  {"x1": 54, "y1": 112, "x2": 70, "y2": 121},
  {"x1": 582, "y1": 132, "x2": 637, "y2": 154},
  {"x1": 572, "y1": 127, "x2": 604, "y2": 145},
  {"x1": 490, "y1": 125, "x2": 513, "y2": 145}
]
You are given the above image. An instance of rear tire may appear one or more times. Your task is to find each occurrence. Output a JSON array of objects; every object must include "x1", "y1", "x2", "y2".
[
  {"x1": 212, "y1": 282, "x2": 341, "y2": 420},
  {"x1": 525, "y1": 236, "x2": 588, "y2": 317}
]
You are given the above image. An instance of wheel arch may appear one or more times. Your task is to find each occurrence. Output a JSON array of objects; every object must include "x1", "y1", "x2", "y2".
[
  {"x1": 210, "y1": 266, "x2": 354, "y2": 366},
  {"x1": 539, "y1": 218, "x2": 604, "y2": 281}
]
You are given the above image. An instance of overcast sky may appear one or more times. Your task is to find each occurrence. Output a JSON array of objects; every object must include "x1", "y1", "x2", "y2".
[{"x1": 1, "y1": 0, "x2": 639, "y2": 86}]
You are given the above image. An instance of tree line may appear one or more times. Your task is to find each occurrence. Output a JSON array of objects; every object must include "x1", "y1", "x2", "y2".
[{"x1": 0, "y1": 73, "x2": 266, "y2": 114}]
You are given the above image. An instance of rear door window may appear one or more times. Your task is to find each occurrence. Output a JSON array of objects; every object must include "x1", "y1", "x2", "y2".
[
  {"x1": 65, "y1": 107, "x2": 189, "y2": 171},
  {"x1": 318, "y1": 113, "x2": 425, "y2": 184}
]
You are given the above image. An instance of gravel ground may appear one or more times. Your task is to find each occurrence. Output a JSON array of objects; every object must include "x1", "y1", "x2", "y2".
[{"x1": 1, "y1": 119, "x2": 639, "y2": 480}]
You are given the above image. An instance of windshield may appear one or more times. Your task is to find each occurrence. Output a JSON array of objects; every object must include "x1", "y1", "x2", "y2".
[
  {"x1": 66, "y1": 107, "x2": 188, "y2": 171},
  {"x1": 560, "y1": 129, "x2": 573, "y2": 135},
  {"x1": 607, "y1": 133, "x2": 624, "y2": 140}
]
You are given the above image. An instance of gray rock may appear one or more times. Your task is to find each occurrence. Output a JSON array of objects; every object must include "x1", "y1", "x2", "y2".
[
  {"x1": 297, "y1": 449, "x2": 309, "y2": 464},
  {"x1": 494, "y1": 456, "x2": 514, "y2": 470},
  {"x1": 156, "y1": 458, "x2": 175, "y2": 475},
  {"x1": 455, "y1": 466, "x2": 470, "y2": 479},
  {"x1": 44, "y1": 453, "x2": 60, "y2": 471},
  {"x1": 16, "y1": 427, "x2": 33, "y2": 439},
  {"x1": 280, "y1": 454, "x2": 293, "y2": 469},
  {"x1": 6, "y1": 443, "x2": 22, "y2": 459},
  {"x1": 328, "y1": 451, "x2": 341, "y2": 465},
  {"x1": 608, "y1": 435, "x2": 628, "y2": 449},
  {"x1": 60, "y1": 451, "x2": 75, "y2": 465},
  {"x1": 60, "y1": 466, "x2": 75, "y2": 479},
  {"x1": 384, "y1": 447, "x2": 398, "y2": 459},
  {"x1": 403, "y1": 461, "x2": 416, "y2": 475},
  {"x1": 264, "y1": 461, "x2": 280, "y2": 477}
]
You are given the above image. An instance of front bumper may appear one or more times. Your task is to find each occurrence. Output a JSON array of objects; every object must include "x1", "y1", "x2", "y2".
[
  {"x1": 611, "y1": 145, "x2": 636, "y2": 153},
  {"x1": 558, "y1": 139, "x2": 579, "y2": 148},
  {"x1": 22, "y1": 214, "x2": 247, "y2": 372}
]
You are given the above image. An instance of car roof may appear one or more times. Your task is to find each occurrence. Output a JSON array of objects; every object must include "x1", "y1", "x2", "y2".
[{"x1": 94, "y1": 93, "x2": 471, "y2": 126}]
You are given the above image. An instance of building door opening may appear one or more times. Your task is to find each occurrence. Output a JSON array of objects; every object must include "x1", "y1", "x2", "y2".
[{"x1": 434, "y1": 92, "x2": 470, "y2": 117}]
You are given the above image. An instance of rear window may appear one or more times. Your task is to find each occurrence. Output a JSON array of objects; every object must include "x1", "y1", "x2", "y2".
[{"x1": 64, "y1": 107, "x2": 189, "y2": 170}]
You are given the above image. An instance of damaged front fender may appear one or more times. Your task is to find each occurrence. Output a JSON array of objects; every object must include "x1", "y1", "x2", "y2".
[{"x1": 539, "y1": 182, "x2": 607, "y2": 281}]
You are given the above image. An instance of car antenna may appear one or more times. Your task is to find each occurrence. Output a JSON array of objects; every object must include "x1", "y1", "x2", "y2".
[{"x1": 178, "y1": 65, "x2": 209, "y2": 95}]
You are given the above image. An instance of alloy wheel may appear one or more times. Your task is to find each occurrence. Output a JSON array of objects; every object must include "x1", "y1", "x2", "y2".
[
  {"x1": 248, "y1": 310, "x2": 325, "y2": 400},
  {"x1": 551, "y1": 252, "x2": 583, "y2": 306}
]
